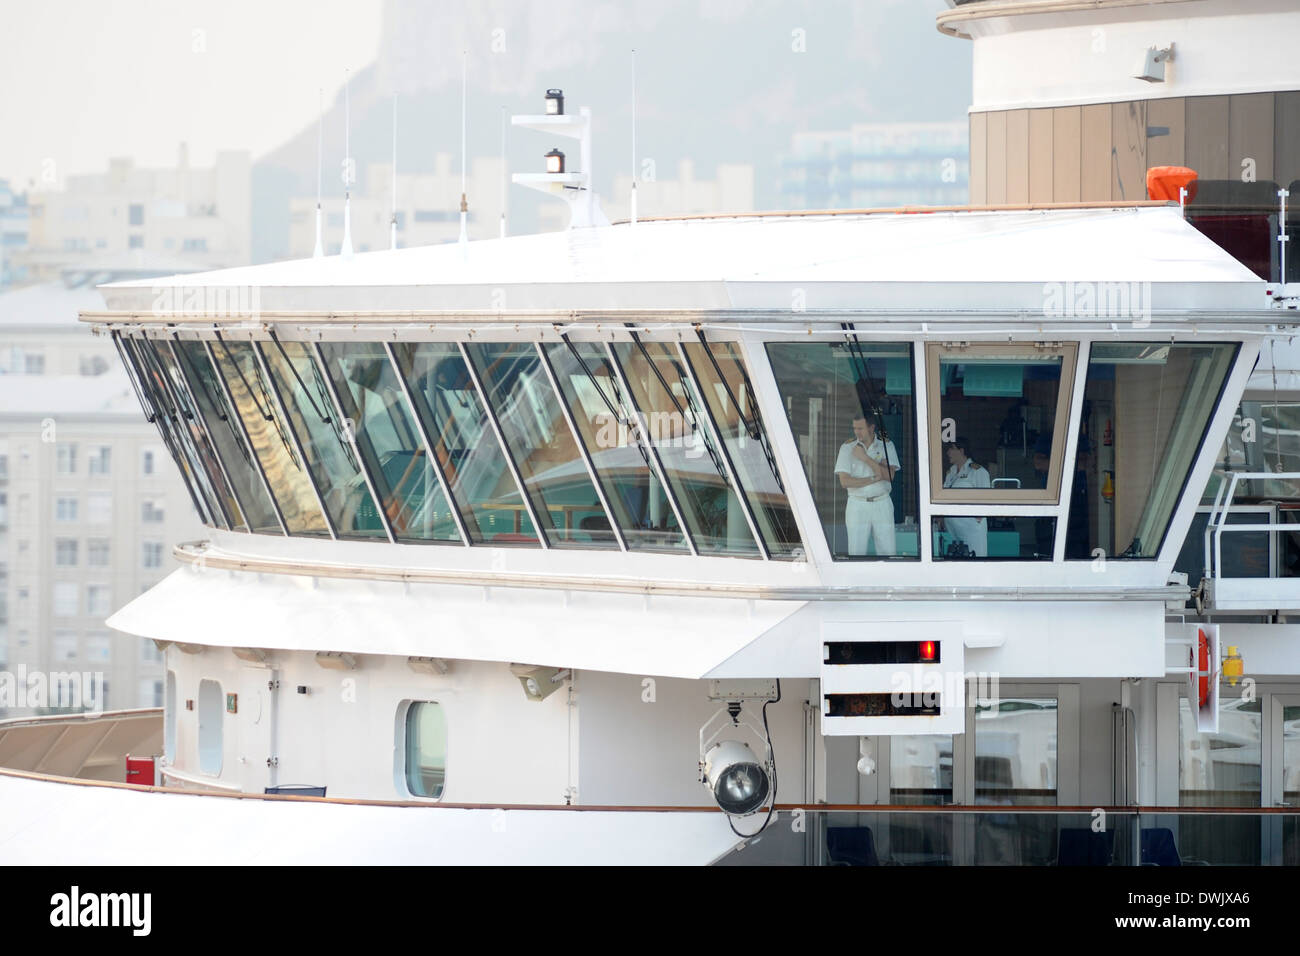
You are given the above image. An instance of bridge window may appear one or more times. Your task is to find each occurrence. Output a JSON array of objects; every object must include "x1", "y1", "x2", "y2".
[
  {"x1": 466, "y1": 343, "x2": 617, "y2": 549},
  {"x1": 543, "y1": 340, "x2": 689, "y2": 552},
  {"x1": 143, "y1": 339, "x2": 245, "y2": 530},
  {"x1": 259, "y1": 340, "x2": 384, "y2": 540},
  {"x1": 767, "y1": 341, "x2": 919, "y2": 560},
  {"x1": 320, "y1": 342, "x2": 461, "y2": 543},
  {"x1": 392, "y1": 342, "x2": 536, "y2": 546},
  {"x1": 174, "y1": 340, "x2": 283, "y2": 534},
  {"x1": 123, "y1": 337, "x2": 225, "y2": 529},
  {"x1": 927, "y1": 344, "x2": 1077, "y2": 504},
  {"x1": 612, "y1": 340, "x2": 759, "y2": 556},
  {"x1": 932, "y1": 515, "x2": 1056, "y2": 560},
  {"x1": 1068, "y1": 343, "x2": 1237, "y2": 559},
  {"x1": 404, "y1": 701, "x2": 447, "y2": 799},
  {"x1": 211, "y1": 339, "x2": 330, "y2": 536},
  {"x1": 682, "y1": 340, "x2": 802, "y2": 558}
]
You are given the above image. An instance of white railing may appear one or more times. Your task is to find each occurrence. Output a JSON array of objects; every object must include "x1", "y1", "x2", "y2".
[{"x1": 1203, "y1": 470, "x2": 1300, "y2": 586}]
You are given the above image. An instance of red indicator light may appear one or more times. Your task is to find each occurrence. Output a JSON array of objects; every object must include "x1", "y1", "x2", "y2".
[{"x1": 919, "y1": 641, "x2": 937, "y2": 661}]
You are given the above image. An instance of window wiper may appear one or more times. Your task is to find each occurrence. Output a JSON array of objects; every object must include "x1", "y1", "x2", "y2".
[
  {"x1": 269, "y1": 330, "x2": 331, "y2": 424},
  {"x1": 693, "y1": 328, "x2": 785, "y2": 493},
  {"x1": 560, "y1": 332, "x2": 649, "y2": 468}
]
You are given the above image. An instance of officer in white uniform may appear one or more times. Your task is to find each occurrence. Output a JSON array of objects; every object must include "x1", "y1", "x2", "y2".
[
  {"x1": 834, "y1": 416, "x2": 900, "y2": 556},
  {"x1": 942, "y1": 436, "x2": 991, "y2": 556}
]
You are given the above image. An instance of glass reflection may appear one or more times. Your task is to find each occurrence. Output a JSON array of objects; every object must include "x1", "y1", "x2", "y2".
[
  {"x1": 259, "y1": 340, "x2": 384, "y2": 539},
  {"x1": 149, "y1": 340, "x2": 246, "y2": 531},
  {"x1": 975, "y1": 696, "x2": 1059, "y2": 865},
  {"x1": 1179, "y1": 696, "x2": 1261, "y2": 864},
  {"x1": 543, "y1": 341, "x2": 687, "y2": 552},
  {"x1": 465, "y1": 343, "x2": 616, "y2": 548},
  {"x1": 319, "y1": 342, "x2": 460, "y2": 543},
  {"x1": 932, "y1": 516, "x2": 1056, "y2": 560},
  {"x1": 211, "y1": 338, "x2": 330, "y2": 536},
  {"x1": 932, "y1": 348, "x2": 1068, "y2": 501},
  {"x1": 1069, "y1": 343, "x2": 1237, "y2": 558},
  {"x1": 682, "y1": 340, "x2": 802, "y2": 558},
  {"x1": 391, "y1": 342, "x2": 536, "y2": 545},
  {"x1": 175, "y1": 340, "x2": 283, "y2": 534},
  {"x1": 612, "y1": 340, "x2": 758, "y2": 556},
  {"x1": 126, "y1": 337, "x2": 222, "y2": 528},
  {"x1": 766, "y1": 342, "x2": 919, "y2": 559}
]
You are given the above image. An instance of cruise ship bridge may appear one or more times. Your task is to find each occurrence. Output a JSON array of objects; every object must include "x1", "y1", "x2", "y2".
[{"x1": 0, "y1": 200, "x2": 1263, "y2": 862}]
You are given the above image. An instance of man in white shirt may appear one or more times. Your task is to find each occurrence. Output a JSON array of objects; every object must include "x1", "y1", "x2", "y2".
[{"x1": 834, "y1": 416, "x2": 900, "y2": 557}]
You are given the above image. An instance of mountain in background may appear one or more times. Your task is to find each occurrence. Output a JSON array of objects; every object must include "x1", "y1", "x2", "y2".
[{"x1": 251, "y1": 0, "x2": 970, "y2": 261}]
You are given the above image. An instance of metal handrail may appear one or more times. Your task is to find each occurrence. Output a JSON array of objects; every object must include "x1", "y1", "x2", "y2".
[{"x1": 1203, "y1": 470, "x2": 1300, "y2": 580}]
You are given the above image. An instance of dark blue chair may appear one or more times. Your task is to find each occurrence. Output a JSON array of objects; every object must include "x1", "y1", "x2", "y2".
[
  {"x1": 827, "y1": 826, "x2": 879, "y2": 866},
  {"x1": 1140, "y1": 828, "x2": 1181, "y2": 866},
  {"x1": 1056, "y1": 828, "x2": 1115, "y2": 866}
]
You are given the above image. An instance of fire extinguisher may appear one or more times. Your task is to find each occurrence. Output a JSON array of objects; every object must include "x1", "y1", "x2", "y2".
[{"x1": 1103, "y1": 420, "x2": 1113, "y2": 447}]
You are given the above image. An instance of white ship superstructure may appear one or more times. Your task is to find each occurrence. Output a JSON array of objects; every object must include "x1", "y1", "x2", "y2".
[{"x1": 3, "y1": 0, "x2": 1299, "y2": 866}]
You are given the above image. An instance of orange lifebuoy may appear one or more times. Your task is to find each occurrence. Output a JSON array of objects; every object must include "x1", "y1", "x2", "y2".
[{"x1": 1147, "y1": 165, "x2": 1198, "y2": 203}]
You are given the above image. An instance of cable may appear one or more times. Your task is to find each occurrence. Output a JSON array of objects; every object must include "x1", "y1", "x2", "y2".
[{"x1": 725, "y1": 680, "x2": 782, "y2": 839}]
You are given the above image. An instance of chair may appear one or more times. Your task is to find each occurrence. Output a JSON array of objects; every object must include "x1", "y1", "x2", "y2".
[
  {"x1": 1140, "y1": 828, "x2": 1181, "y2": 866},
  {"x1": 264, "y1": 785, "x2": 327, "y2": 797},
  {"x1": 826, "y1": 826, "x2": 879, "y2": 866},
  {"x1": 1056, "y1": 828, "x2": 1115, "y2": 866}
]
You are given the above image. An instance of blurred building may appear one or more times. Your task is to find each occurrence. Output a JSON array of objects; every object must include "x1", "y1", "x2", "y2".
[
  {"x1": 604, "y1": 159, "x2": 755, "y2": 223},
  {"x1": 0, "y1": 179, "x2": 31, "y2": 289},
  {"x1": 0, "y1": 264, "x2": 205, "y2": 715},
  {"x1": 18, "y1": 146, "x2": 251, "y2": 282},
  {"x1": 288, "y1": 155, "x2": 505, "y2": 257},
  {"x1": 779, "y1": 121, "x2": 969, "y2": 209}
]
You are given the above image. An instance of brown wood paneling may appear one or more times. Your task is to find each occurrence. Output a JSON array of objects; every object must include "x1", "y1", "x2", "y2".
[
  {"x1": 1146, "y1": 97, "x2": 1186, "y2": 168},
  {"x1": 1277, "y1": 91, "x2": 1300, "y2": 191},
  {"x1": 1230, "y1": 91, "x2": 1275, "y2": 184},
  {"x1": 1112, "y1": 101, "x2": 1147, "y2": 200},
  {"x1": 1028, "y1": 109, "x2": 1054, "y2": 203},
  {"x1": 1080, "y1": 103, "x2": 1112, "y2": 201},
  {"x1": 1052, "y1": 106, "x2": 1082, "y2": 202},
  {"x1": 1005, "y1": 109, "x2": 1030, "y2": 204},
  {"x1": 1185, "y1": 95, "x2": 1231, "y2": 180},
  {"x1": 986, "y1": 110, "x2": 1007, "y2": 204},
  {"x1": 969, "y1": 112, "x2": 988, "y2": 205}
]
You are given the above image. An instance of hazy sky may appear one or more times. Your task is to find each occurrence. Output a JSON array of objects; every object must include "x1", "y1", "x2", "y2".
[
  {"x1": 1, "y1": 0, "x2": 967, "y2": 204},
  {"x1": 0, "y1": 0, "x2": 384, "y2": 186}
]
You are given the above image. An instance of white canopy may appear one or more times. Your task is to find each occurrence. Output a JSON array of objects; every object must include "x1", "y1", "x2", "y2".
[{"x1": 108, "y1": 567, "x2": 806, "y2": 680}]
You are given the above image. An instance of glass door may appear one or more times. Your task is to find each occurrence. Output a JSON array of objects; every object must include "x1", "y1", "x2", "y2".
[
  {"x1": 1269, "y1": 694, "x2": 1300, "y2": 864},
  {"x1": 966, "y1": 684, "x2": 1078, "y2": 865}
]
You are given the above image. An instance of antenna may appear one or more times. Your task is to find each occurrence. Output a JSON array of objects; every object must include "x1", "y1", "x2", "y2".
[
  {"x1": 391, "y1": 93, "x2": 398, "y2": 251},
  {"x1": 459, "y1": 50, "x2": 468, "y2": 251},
  {"x1": 341, "y1": 68, "x2": 354, "y2": 257},
  {"x1": 630, "y1": 48, "x2": 637, "y2": 227},
  {"x1": 500, "y1": 106, "x2": 507, "y2": 239},
  {"x1": 313, "y1": 87, "x2": 324, "y2": 258}
]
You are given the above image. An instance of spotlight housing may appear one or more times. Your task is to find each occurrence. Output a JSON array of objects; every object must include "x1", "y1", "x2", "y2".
[
  {"x1": 545, "y1": 148, "x2": 566, "y2": 174},
  {"x1": 703, "y1": 739, "x2": 770, "y2": 816},
  {"x1": 544, "y1": 88, "x2": 564, "y2": 115}
]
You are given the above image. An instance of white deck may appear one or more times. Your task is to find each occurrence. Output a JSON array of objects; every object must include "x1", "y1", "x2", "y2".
[{"x1": 0, "y1": 771, "x2": 740, "y2": 865}]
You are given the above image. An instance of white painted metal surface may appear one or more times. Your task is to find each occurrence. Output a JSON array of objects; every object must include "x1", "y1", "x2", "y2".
[
  {"x1": 0, "y1": 771, "x2": 740, "y2": 865},
  {"x1": 91, "y1": 207, "x2": 1264, "y2": 315}
]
